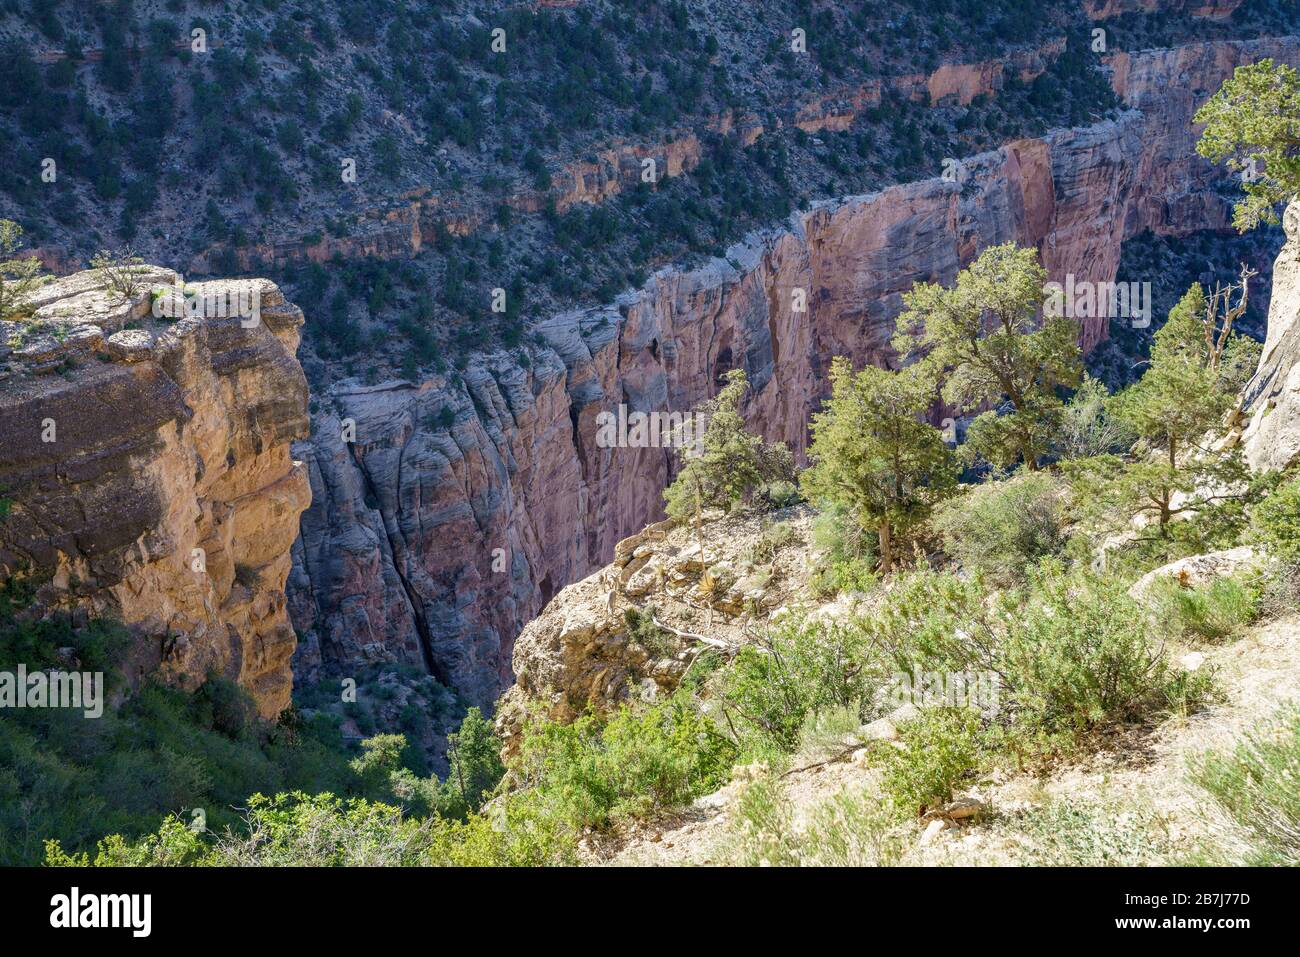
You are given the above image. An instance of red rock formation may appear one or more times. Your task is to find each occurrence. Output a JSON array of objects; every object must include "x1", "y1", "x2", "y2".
[
  {"x1": 1109, "y1": 38, "x2": 1300, "y2": 239},
  {"x1": 1082, "y1": 0, "x2": 1244, "y2": 19},
  {"x1": 288, "y1": 37, "x2": 1300, "y2": 707}
]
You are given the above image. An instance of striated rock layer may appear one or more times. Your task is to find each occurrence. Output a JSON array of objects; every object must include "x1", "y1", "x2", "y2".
[
  {"x1": 289, "y1": 37, "x2": 1300, "y2": 709},
  {"x1": 0, "y1": 271, "x2": 311, "y2": 718}
]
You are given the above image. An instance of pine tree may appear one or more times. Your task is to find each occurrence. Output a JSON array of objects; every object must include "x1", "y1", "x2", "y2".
[
  {"x1": 893, "y1": 243, "x2": 1082, "y2": 471},
  {"x1": 800, "y1": 357, "x2": 956, "y2": 573}
]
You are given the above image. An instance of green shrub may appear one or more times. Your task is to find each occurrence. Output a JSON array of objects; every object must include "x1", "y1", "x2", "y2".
[
  {"x1": 758, "y1": 480, "x2": 802, "y2": 510},
  {"x1": 750, "y1": 519, "x2": 795, "y2": 564},
  {"x1": 933, "y1": 472, "x2": 1066, "y2": 585},
  {"x1": 1148, "y1": 575, "x2": 1261, "y2": 643},
  {"x1": 1191, "y1": 705, "x2": 1300, "y2": 865},
  {"x1": 1008, "y1": 799, "x2": 1175, "y2": 865},
  {"x1": 809, "y1": 501, "x2": 878, "y2": 595},
  {"x1": 860, "y1": 567, "x2": 1210, "y2": 738},
  {"x1": 718, "y1": 614, "x2": 884, "y2": 754},
  {"x1": 1252, "y1": 475, "x2": 1300, "y2": 564},
  {"x1": 875, "y1": 707, "x2": 983, "y2": 816},
  {"x1": 1000, "y1": 571, "x2": 1188, "y2": 734},
  {"x1": 514, "y1": 695, "x2": 735, "y2": 831},
  {"x1": 622, "y1": 606, "x2": 676, "y2": 659},
  {"x1": 726, "y1": 775, "x2": 906, "y2": 866},
  {"x1": 48, "y1": 789, "x2": 577, "y2": 868},
  {"x1": 855, "y1": 569, "x2": 991, "y2": 674}
]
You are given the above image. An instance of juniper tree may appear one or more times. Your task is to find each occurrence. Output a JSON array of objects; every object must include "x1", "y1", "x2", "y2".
[
  {"x1": 663, "y1": 368, "x2": 795, "y2": 527},
  {"x1": 893, "y1": 243, "x2": 1082, "y2": 471},
  {"x1": 0, "y1": 220, "x2": 44, "y2": 320},
  {"x1": 800, "y1": 357, "x2": 956, "y2": 573},
  {"x1": 1196, "y1": 58, "x2": 1300, "y2": 232},
  {"x1": 1070, "y1": 285, "x2": 1255, "y2": 540}
]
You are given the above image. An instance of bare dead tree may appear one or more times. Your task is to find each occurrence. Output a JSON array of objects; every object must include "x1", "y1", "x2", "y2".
[{"x1": 1203, "y1": 263, "x2": 1258, "y2": 372}]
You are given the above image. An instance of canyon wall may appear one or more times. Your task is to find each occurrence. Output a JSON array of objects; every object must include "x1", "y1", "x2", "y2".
[
  {"x1": 186, "y1": 38, "x2": 1072, "y2": 276},
  {"x1": 0, "y1": 272, "x2": 311, "y2": 718},
  {"x1": 289, "y1": 37, "x2": 1300, "y2": 709}
]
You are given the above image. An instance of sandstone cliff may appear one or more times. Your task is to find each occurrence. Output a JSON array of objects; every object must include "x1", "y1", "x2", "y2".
[
  {"x1": 288, "y1": 37, "x2": 1300, "y2": 710},
  {"x1": 0, "y1": 271, "x2": 311, "y2": 718},
  {"x1": 1241, "y1": 200, "x2": 1300, "y2": 472}
]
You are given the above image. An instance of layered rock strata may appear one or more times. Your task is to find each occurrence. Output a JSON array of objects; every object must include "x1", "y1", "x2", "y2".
[
  {"x1": 289, "y1": 37, "x2": 1300, "y2": 708},
  {"x1": 0, "y1": 271, "x2": 311, "y2": 718}
]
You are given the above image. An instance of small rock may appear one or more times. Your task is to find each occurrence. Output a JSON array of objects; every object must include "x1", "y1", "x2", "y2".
[
  {"x1": 103, "y1": 327, "x2": 156, "y2": 362},
  {"x1": 860, "y1": 717, "x2": 900, "y2": 741},
  {"x1": 887, "y1": 702, "x2": 921, "y2": 724},
  {"x1": 1180, "y1": 651, "x2": 1206, "y2": 672},
  {"x1": 918, "y1": 818, "x2": 948, "y2": 846},
  {"x1": 935, "y1": 797, "x2": 984, "y2": 821}
]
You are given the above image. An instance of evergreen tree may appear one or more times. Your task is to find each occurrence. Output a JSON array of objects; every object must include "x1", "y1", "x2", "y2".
[
  {"x1": 1071, "y1": 285, "x2": 1253, "y2": 539},
  {"x1": 1196, "y1": 59, "x2": 1300, "y2": 232},
  {"x1": 443, "y1": 707, "x2": 505, "y2": 816},
  {"x1": 893, "y1": 243, "x2": 1082, "y2": 471},
  {"x1": 0, "y1": 220, "x2": 45, "y2": 320},
  {"x1": 800, "y1": 357, "x2": 956, "y2": 573},
  {"x1": 663, "y1": 368, "x2": 795, "y2": 522}
]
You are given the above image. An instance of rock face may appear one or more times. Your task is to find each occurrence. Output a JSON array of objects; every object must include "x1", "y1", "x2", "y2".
[
  {"x1": 289, "y1": 37, "x2": 1300, "y2": 710},
  {"x1": 1242, "y1": 201, "x2": 1300, "y2": 472},
  {"x1": 495, "y1": 507, "x2": 813, "y2": 752},
  {"x1": 0, "y1": 271, "x2": 311, "y2": 719},
  {"x1": 1108, "y1": 39, "x2": 1300, "y2": 240}
]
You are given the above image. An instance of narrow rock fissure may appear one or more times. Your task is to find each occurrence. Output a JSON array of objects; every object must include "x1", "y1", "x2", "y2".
[{"x1": 350, "y1": 446, "x2": 448, "y2": 687}]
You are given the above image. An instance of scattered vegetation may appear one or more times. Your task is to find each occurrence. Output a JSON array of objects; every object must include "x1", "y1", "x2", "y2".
[{"x1": 1192, "y1": 705, "x2": 1300, "y2": 865}]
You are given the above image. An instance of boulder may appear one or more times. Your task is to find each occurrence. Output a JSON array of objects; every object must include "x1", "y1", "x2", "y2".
[
  {"x1": 1128, "y1": 546, "x2": 1260, "y2": 602},
  {"x1": 102, "y1": 328, "x2": 156, "y2": 362}
]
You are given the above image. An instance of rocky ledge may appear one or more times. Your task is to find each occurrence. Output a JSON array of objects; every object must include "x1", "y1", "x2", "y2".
[{"x1": 0, "y1": 268, "x2": 311, "y2": 718}]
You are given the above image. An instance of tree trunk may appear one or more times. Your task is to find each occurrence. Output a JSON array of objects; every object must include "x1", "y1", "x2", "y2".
[{"x1": 878, "y1": 518, "x2": 893, "y2": 574}]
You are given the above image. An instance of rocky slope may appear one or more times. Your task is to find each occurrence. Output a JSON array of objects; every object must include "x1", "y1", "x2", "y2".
[
  {"x1": 288, "y1": 36, "x2": 1300, "y2": 710},
  {"x1": 0, "y1": 271, "x2": 311, "y2": 718}
]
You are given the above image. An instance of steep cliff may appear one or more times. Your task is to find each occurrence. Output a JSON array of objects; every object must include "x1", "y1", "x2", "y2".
[
  {"x1": 288, "y1": 37, "x2": 1300, "y2": 709},
  {"x1": 0, "y1": 270, "x2": 311, "y2": 719},
  {"x1": 1241, "y1": 200, "x2": 1300, "y2": 472}
]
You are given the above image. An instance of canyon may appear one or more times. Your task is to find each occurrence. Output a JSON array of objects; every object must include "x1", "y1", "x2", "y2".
[
  {"x1": 286, "y1": 35, "x2": 1300, "y2": 711},
  {"x1": 2, "y1": 34, "x2": 1295, "y2": 724}
]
